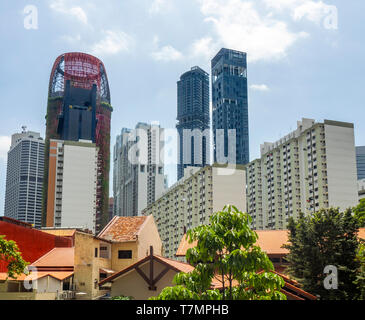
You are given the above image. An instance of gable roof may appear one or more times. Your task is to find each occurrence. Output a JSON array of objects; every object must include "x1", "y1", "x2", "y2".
[
  {"x1": 99, "y1": 254, "x2": 194, "y2": 286},
  {"x1": 97, "y1": 215, "x2": 150, "y2": 242}
]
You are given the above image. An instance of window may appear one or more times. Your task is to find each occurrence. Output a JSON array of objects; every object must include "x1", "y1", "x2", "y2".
[
  {"x1": 118, "y1": 250, "x2": 132, "y2": 259},
  {"x1": 140, "y1": 165, "x2": 145, "y2": 173},
  {"x1": 95, "y1": 248, "x2": 98, "y2": 258}
]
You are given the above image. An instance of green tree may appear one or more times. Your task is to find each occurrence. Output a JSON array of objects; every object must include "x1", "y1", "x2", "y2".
[
  {"x1": 354, "y1": 199, "x2": 365, "y2": 227},
  {"x1": 150, "y1": 205, "x2": 286, "y2": 300},
  {"x1": 354, "y1": 242, "x2": 365, "y2": 300},
  {"x1": 0, "y1": 235, "x2": 28, "y2": 279},
  {"x1": 284, "y1": 208, "x2": 361, "y2": 300}
]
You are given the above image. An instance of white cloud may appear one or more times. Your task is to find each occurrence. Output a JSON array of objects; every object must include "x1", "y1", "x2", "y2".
[
  {"x1": 149, "y1": 0, "x2": 170, "y2": 14},
  {"x1": 50, "y1": 0, "x2": 88, "y2": 24},
  {"x1": 263, "y1": 0, "x2": 335, "y2": 24},
  {"x1": 60, "y1": 34, "x2": 81, "y2": 43},
  {"x1": 198, "y1": 0, "x2": 309, "y2": 62},
  {"x1": 250, "y1": 84, "x2": 270, "y2": 91},
  {"x1": 190, "y1": 37, "x2": 218, "y2": 59},
  {"x1": 151, "y1": 45, "x2": 183, "y2": 62},
  {"x1": 0, "y1": 136, "x2": 11, "y2": 161},
  {"x1": 91, "y1": 30, "x2": 134, "y2": 56}
]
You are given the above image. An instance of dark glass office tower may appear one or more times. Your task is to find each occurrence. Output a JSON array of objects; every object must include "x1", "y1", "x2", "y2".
[
  {"x1": 211, "y1": 48, "x2": 249, "y2": 165},
  {"x1": 177, "y1": 66, "x2": 210, "y2": 180}
]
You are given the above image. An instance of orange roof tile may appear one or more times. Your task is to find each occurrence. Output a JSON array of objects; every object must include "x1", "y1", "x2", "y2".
[
  {"x1": 32, "y1": 248, "x2": 74, "y2": 268},
  {"x1": 255, "y1": 230, "x2": 289, "y2": 255},
  {"x1": 97, "y1": 216, "x2": 149, "y2": 242},
  {"x1": 359, "y1": 228, "x2": 365, "y2": 240},
  {"x1": 42, "y1": 229, "x2": 76, "y2": 237},
  {"x1": 0, "y1": 271, "x2": 73, "y2": 282},
  {"x1": 176, "y1": 230, "x2": 289, "y2": 257},
  {"x1": 176, "y1": 228, "x2": 365, "y2": 257}
]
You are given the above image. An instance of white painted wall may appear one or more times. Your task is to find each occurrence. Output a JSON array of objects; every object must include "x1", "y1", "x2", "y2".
[
  {"x1": 61, "y1": 144, "x2": 97, "y2": 233},
  {"x1": 212, "y1": 167, "x2": 246, "y2": 213},
  {"x1": 325, "y1": 124, "x2": 358, "y2": 210}
]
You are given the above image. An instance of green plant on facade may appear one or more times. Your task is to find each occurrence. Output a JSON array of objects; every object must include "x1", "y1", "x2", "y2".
[
  {"x1": 0, "y1": 235, "x2": 29, "y2": 279},
  {"x1": 150, "y1": 205, "x2": 286, "y2": 300},
  {"x1": 284, "y1": 208, "x2": 361, "y2": 300}
]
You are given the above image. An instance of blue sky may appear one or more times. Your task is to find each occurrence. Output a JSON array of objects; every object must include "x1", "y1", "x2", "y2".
[{"x1": 0, "y1": 0, "x2": 364, "y2": 215}]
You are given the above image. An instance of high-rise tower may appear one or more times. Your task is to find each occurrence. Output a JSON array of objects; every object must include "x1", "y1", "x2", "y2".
[
  {"x1": 4, "y1": 130, "x2": 44, "y2": 228},
  {"x1": 211, "y1": 48, "x2": 249, "y2": 165},
  {"x1": 176, "y1": 66, "x2": 210, "y2": 180},
  {"x1": 113, "y1": 123, "x2": 166, "y2": 217},
  {"x1": 43, "y1": 52, "x2": 112, "y2": 233}
]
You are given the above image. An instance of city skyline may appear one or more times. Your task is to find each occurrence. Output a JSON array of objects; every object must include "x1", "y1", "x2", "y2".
[{"x1": 1, "y1": 0, "x2": 365, "y2": 215}]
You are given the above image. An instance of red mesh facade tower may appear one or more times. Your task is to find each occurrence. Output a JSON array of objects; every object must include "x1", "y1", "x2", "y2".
[{"x1": 43, "y1": 53, "x2": 113, "y2": 233}]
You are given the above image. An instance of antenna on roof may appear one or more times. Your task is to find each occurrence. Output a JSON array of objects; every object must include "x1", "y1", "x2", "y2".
[{"x1": 21, "y1": 125, "x2": 27, "y2": 133}]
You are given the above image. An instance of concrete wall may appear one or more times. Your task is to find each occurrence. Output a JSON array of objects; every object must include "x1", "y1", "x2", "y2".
[
  {"x1": 110, "y1": 260, "x2": 176, "y2": 300},
  {"x1": 212, "y1": 167, "x2": 246, "y2": 213},
  {"x1": 325, "y1": 124, "x2": 358, "y2": 210},
  {"x1": 110, "y1": 242, "x2": 138, "y2": 273},
  {"x1": 137, "y1": 216, "x2": 162, "y2": 259},
  {"x1": 73, "y1": 231, "x2": 112, "y2": 300},
  {"x1": 61, "y1": 144, "x2": 98, "y2": 233}
]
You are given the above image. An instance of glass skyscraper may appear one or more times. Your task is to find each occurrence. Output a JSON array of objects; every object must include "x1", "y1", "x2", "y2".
[
  {"x1": 212, "y1": 48, "x2": 249, "y2": 165},
  {"x1": 356, "y1": 146, "x2": 365, "y2": 180},
  {"x1": 177, "y1": 66, "x2": 210, "y2": 180},
  {"x1": 4, "y1": 130, "x2": 44, "y2": 228}
]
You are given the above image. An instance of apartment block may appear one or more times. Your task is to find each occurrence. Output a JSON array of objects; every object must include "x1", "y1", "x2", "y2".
[
  {"x1": 356, "y1": 146, "x2": 365, "y2": 180},
  {"x1": 142, "y1": 164, "x2": 246, "y2": 259},
  {"x1": 246, "y1": 118, "x2": 358, "y2": 230},
  {"x1": 113, "y1": 123, "x2": 166, "y2": 217},
  {"x1": 46, "y1": 139, "x2": 98, "y2": 233}
]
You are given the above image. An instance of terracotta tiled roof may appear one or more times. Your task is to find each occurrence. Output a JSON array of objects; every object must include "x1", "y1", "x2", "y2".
[
  {"x1": 255, "y1": 230, "x2": 289, "y2": 255},
  {"x1": 42, "y1": 229, "x2": 76, "y2": 237},
  {"x1": 176, "y1": 234, "x2": 194, "y2": 257},
  {"x1": 359, "y1": 228, "x2": 365, "y2": 240},
  {"x1": 97, "y1": 216, "x2": 149, "y2": 242},
  {"x1": 176, "y1": 228, "x2": 365, "y2": 257},
  {"x1": 155, "y1": 255, "x2": 195, "y2": 274},
  {"x1": 176, "y1": 230, "x2": 289, "y2": 257},
  {"x1": 32, "y1": 248, "x2": 74, "y2": 268},
  {"x1": 0, "y1": 271, "x2": 73, "y2": 281}
]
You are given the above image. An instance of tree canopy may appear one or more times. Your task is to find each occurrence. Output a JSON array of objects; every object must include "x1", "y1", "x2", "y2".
[
  {"x1": 354, "y1": 199, "x2": 365, "y2": 227},
  {"x1": 150, "y1": 205, "x2": 286, "y2": 300},
  {"x1": 0, "y1": 235, "x2": 28, "y2": 279},
  {"x1": 283, "y1": 208, "x2": 361, "y2": 300}
]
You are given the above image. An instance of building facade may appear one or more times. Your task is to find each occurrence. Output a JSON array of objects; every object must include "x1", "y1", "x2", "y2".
[
  {"x1": 45, "y1": 139, "x2": 98, "y2": 233},
  {"x1": 212, "y1": 48, "x2": 249, "y2": 166},
  {"x1": 4, "y1": 130, "x2": 44, "y2": 228},
  {"x1": 356, "y1": 146, "x2": 365, "y2": 180},
  {"x1": 246, "y1": 118, "x2": 359, "y2": 230},
  {"x1": 113, "y1": 123, "x2": 166, "y2": 217},
  {"x1": 142, "y1": 164, "x2": 246, "y2": 259},
  {"x1": 176, "y1": 66, "x2": 210, "y2": 181},
  {"x1": 43, "y1": 52, "x2": 112, "y2": 233}
]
